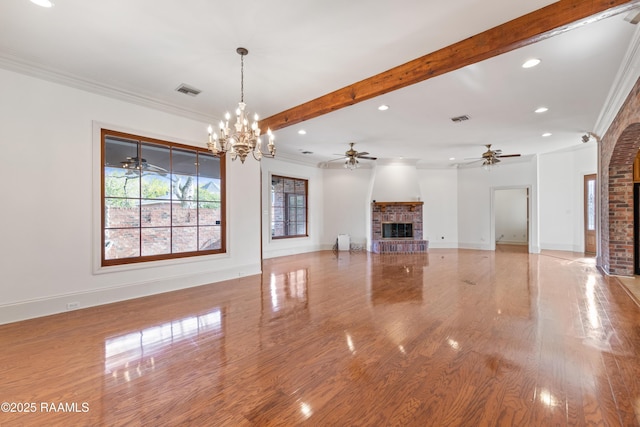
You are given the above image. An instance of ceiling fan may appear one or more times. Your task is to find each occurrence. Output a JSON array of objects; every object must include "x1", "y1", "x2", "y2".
[
  {"x1": 328, "y1": 142, "x2": 377, "y2": 169},
  {"x1": 120, "y1": 156, "x2": 168, "y2": 174},
  {"x1": 468, "y1": 144, "x2": 521, "y2": 166}
]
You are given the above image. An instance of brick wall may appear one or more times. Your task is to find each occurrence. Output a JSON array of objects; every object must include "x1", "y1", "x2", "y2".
[
  {"x1": 599, "y1": 75, "x2": 640, "y2": 275},
  {"x1": 105, "y1": 204, "x2": 221, "y2": 259}
]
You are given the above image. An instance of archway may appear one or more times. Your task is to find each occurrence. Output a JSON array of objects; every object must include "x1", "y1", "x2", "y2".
[{"x1": 600, "y1": 75, "x2": 640, "y2": 275}]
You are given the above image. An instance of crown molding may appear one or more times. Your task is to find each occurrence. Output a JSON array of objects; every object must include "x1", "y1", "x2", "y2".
[
  {"x1": 0, "y1": 50, "x2": 211, "y2": 124},
  {"x1": 594, "y1": 24, "x2": 640, "y2": 135}
]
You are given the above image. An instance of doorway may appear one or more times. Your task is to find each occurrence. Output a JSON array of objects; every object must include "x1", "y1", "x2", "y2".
[
  {"x1": 584, "y1": 174, "x2": 596, "y2": 255},
  {"x1": 494, "y1": 188, "x2": 529, "y2": 249}
]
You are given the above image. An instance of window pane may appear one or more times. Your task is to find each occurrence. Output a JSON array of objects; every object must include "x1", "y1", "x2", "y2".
[
  {"x1": 105, "y1": 198, "x2": 140, "y2": 228},
  {"x1": 587, "y1": 179, "x2": 596, "y2": 231},
  {"x1": 172, "y1": 203, "x2": 196, "y2": 226},
  {"x1": 294, "y1": 180, "x2": 305, "y2": 193},
  {"x1": 172, "y1": 149, "x2": 197, "y2": 175},
  {"x1": 105, "y1": 169, "x2": 141, "y2": 198},
  {"x1": 284, "y1": 179, "x2": 295, "y2": 192},
  {"x1": 198, "y1": 202, "x2": 220, "y2": 226},
  {"x1": 173, "y1": 227, "x2": 197, "y2": 253},
  {"x1": 199, "y1": 226, "x2": 221, "y2": 250},
  {"x1": 272, "y1": 222, "x2": 285, "y2": 236},
  {"x1": 105, "y1": 229, "x2": 140, "y2": 259},
  {"x1": 142, "y1": 175, "x2": 171, "y2": 200},
  {"x1": 272, "y1": 176, "x2": 283, "y2": 189},
  {"x1": 142, "y1": 228, "x2": 171, "y2": 256},
  {"x1": 198, "y1": 153, "x2": 220, "y2": 180},
  {"x1": 198, "y1": 176, "x2": 220, "y2": 202},
  {"x1": 141, "y1": 143, "x2": 171, "y2": 174},
  {"x1": 273, "y1": 192, "x2": 284, "y2": 208},
  {"x1": 172, "y1": 174, "x2": 196, "y2": 205},
  {"x1": 105, "y1": 136, "x2": 138, "y2": 169},
  {"x1": 296, "y1": 211, "x2": 306, "y2": 222},
  {"x1": 288, "y1": 224, "x2": 297, "y2": 235},
  {"x1": 297, "y1": 224, "x2": 306, "y2": 235},
  {"x1": 141, "y1": 203, "x2": 170, "y2": 227}
]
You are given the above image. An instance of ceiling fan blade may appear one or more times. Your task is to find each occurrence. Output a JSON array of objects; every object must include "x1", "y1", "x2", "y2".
[
  {"x1": 497, "y1": 154, "x2": 521, "y2": 158},
  {"x1": 355, "y1": 151, "x2": 369, "y2": 157},
  {"x1": 327, "y1": 156, "x2": 348, "y2": 162},
  {"x1": 357, "y1": 155, "x2": 377, "y2": 160}
]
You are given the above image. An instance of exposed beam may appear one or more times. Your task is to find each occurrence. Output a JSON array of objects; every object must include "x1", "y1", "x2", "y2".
[{"x1": 261, "y1": 0, "x2": 640, "y2": 132}]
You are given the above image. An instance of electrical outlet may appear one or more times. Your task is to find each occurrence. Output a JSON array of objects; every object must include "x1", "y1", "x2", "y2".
[{"x1": 66, "y1": 302, "x2": 79, "y2": 310}]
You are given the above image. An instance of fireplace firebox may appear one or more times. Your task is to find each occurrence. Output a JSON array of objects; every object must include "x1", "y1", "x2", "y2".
[{"x1": 382, "y1": 223, "x2": 413, "y2": 239}]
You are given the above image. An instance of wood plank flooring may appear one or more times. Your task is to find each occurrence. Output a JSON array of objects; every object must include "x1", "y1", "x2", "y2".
[{"x1": 1, "y1": 248, "x2": 640, "y2": 426}]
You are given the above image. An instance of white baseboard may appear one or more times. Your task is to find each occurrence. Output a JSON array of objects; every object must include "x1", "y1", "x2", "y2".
[
  {"x1": 540, "y1": 243, "x2": 581, "y2": 252},
  {"x1": 263, "y1": 244, "x2": 325, "y2": 259},
  {"x1": 425, "y1": 241, "x2": 458, "y2": 249},
  {"x1": 458, "y1": 242, "x2": 492, "y2": 250},
  {"x1": 0, "y1": 263, "x2": 261, "y2": 325}
]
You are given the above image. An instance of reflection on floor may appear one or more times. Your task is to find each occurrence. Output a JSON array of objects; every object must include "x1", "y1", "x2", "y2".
[{"x1": 1, "y1": 248, "x2": 639, "y2": 426}]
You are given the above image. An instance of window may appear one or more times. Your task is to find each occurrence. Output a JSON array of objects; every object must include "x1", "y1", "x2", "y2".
[
  {"x1": 102, "y1": 129, "x2": 225, "y2": 266},
  {"x1": 271, "y1": 175, "x2": 308, "y2": 238}
]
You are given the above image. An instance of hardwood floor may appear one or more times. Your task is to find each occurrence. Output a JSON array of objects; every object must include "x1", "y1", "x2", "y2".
[{"x1": 1, "y1": 248, "x2": 640, "y2": 426}]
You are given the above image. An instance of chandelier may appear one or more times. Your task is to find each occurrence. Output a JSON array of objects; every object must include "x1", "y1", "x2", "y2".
[{"x1": 207, "y1": 47, "x2": 275, "y2": 163}]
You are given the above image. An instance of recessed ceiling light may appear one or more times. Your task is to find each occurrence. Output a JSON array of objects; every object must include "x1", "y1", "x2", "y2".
[
  {"x1": 535, "y1": 107, "x2": 549, "y2": 113},
  {"x1": 378, "y1": 105, "x2": 389, "y2": 111},
  {"x1": 449, "y1": 157, "x2": 456, "y2": 161},
  {"x1": 542, "y1": 132, "x2": 552, "y2": 137},
  {"x1": 298, "y1": 130, "x2": 306, "y2": 135},
  {"x1": 522, "y1": 58, "x2": 541, "y2": 68},
  {"x1": 30, "y1": 0, "x2": 53, "y2": 7}
]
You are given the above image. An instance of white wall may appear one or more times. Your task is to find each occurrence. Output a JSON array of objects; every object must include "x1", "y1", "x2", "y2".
[
  {"x1": 370, "y1": 161, "x2": 422, "y2": 202},
  {"x1": 0, "y1": 68, "x2": 262, "y2": 324},
  {"x1": 320, "y1": 166, "x2": 373, "y2": 250},
  {"x1": 539, "y1": 144, "x2": 597, "y2": 252},
  {"x1": 261, "y1": 157, "x2": 325, "y2": 258},
  {"x1": 417, "y1": 168, "x2": 459, "y2": 248}
]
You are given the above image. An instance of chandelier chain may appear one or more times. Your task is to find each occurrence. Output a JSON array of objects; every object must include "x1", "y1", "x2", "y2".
[{"x1": 240, "y1": 52, "x2": 244, "y2": 103}]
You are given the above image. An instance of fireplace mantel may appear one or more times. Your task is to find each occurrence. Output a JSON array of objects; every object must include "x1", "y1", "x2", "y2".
[{"x1": 372, "y1": 201, "x2": 423, "y2": 212}]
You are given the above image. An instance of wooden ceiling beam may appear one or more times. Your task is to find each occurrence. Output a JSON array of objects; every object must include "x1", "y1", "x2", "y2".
[{"x1": 261, "y1": 0, "x2": 640, "y2": 132}]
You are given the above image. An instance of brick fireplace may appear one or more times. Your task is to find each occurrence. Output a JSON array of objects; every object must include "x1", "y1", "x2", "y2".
[{"x1": 371, "y1": 202, "x2": 429, "y2": 253}]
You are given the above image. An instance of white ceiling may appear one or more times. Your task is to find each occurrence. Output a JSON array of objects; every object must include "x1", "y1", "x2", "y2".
[{"x1": 1, "y1": 0, "x2": 638, "y2": 167}]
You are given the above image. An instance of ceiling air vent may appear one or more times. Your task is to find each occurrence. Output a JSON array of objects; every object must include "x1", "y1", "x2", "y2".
[
  {"x1": 450, "y1": 115, "x2": 470, "y2": 123},
  {"x1": 175, "y1": 83, "x2": 201, "y2": 97}
]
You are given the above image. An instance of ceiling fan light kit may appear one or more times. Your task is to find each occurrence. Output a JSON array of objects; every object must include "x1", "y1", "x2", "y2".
[
  {"x1": 207, "y1": 47, "x2": 275, "y2": 163},
  {"x1": 463, "y1": 144, "x2": 521, "y2": 169},
  {"x1": 327, "y1": 142, "x2": 377, "y2": 170}
]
